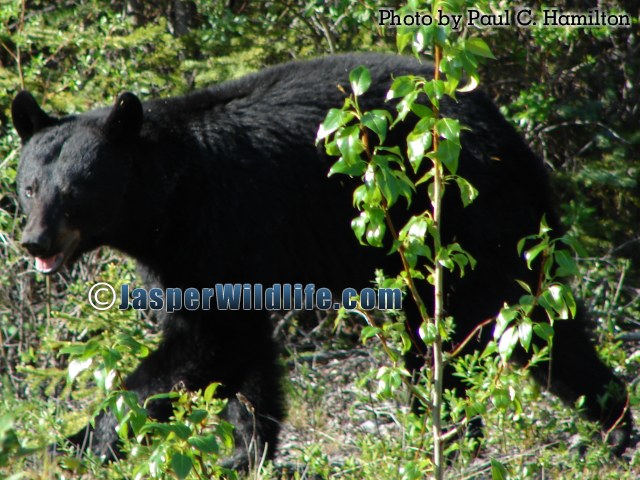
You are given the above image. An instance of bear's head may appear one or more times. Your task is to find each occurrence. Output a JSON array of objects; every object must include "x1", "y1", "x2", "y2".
[{"x1": 11, "y1": 91, "x2": 143, "y2": 273}]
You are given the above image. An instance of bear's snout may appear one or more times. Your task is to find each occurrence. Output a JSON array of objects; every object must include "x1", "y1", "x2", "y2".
[
  {"x1": 20, "y1": 209, "x2": 81, "y2": 274},
  {"x1": 21, "y1": 220, "x2": 53, "y2": 258}
]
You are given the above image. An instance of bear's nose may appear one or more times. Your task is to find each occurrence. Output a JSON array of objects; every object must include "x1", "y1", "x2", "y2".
[{"x1": 21, "y1": 229, "x2": 52, "y2": 257}]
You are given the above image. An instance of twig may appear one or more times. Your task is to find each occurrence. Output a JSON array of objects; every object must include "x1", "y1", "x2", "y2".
[{"x1": 448, "y1": 317, "x2": 495, "y2": 360}]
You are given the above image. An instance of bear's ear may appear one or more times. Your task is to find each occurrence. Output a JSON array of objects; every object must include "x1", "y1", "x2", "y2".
[
  {"x1": 104, "y1": 92, "x2": 143, "y2": 140},
  {"x1": 11, "y1": 91, "x2": 56, "y2": 143}
]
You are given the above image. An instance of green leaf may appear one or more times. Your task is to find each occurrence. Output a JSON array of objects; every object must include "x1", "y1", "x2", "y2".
[
  {"x1": 524, "y1": 242, "x2": 547, "y2": 269},
  {"x1": 515, "y1": 279, "x2": 532, "y2": 295},
  {"x1": 375, "y1": 166, "x2": 402, "y2": 206},
  {"x1": 407, "y1": 131, "x2": 432, "y2": 172},
  {"x1": 394, "y1": 170, "x2": 416, "y2": 203},
  {"x1": 171, "y1": 453, "x2": 193, "y2": 479},
  {"x1": 410, "y1": 102, "x2": 432, "y2": 118},
  {"x1": 351, "y1": 213, "x2": 368, "y2": 244},
  {"x1": 387, "y1": 76, "x2": 415, "y2": 100},
  {"x1": 188, "y1": 409, "x2": 208, "y2": 424},
  {"x1": 376, "y1": 145, "x2": 403, "y2": 157},
  {"x1": 101, "y1": 348, "x2": 122, "y2": 370},
  {"x1": 403, "y1": 239, "x2": 432, "y2": 268},
  {"x1": 204, "y1": 382, "x2": 219, "y2": 403},
  {"x1": 554, "y1": 249, "x2": 579, "y2": 277},
  {"x1": 436, "y1": 118, "x2": 461, "y2": 142},
  {"x1": 352, "y1": 184, "x2": 369, "y2": 209},
  {"x1": 562, "y1": 286, "x2": 577, "y2": 318},
  {"x1": 466, "y1": 401, "x2": 487, "y2": 417},
  {"x1": 400, "y1": 215, "x2": 429, "y2": 240},
  {"x1": 466, "y1": 38, "x2": 496, "y2": 59},
  {"x1": 492, "y1": 388, "x2": 510, "y2": 410},
  {"x1": 216, "y1": 422, "x2": 236, "y2": 451},
  {"x1": 435, "y1": 139, "x2": 461, "y2": 174},
  {"x1": 330, "y1": 157, "x2": 367, "y2": 176},
  {"x1": 68, "y1": 358, "x2": 93, "y2": 381},
  {"x1": 490, "y1": 458, "x2": 509, "y2": 480},
  {"x1": 116, "y1": 333, "x2": 149, "y2": 356},
  {"x1": 349, "y1": 65, "x2": 372, "y2": 96},
  {"x1": 365, "y1": 208, "x2": 387, "y2": 247},
  {"x1": 393, "y1": 90, "x2": 419, "y2": 125},
  {"x1": 60, "y1": 340, "x2": 100, "y2": 356},
  {"x1": 419, "y1": 321, "x2": 437, "y2": 344},
  {"x1": 336, "y1": 125, "x2": 363, "y2": 165},
  {"x1": 145, "y1": 391, "x2": 180, "y2": 406},
  {"x1": 317, "y1": 109, "x2": 354, "y2": 141},
  {"x1": 396, "y1": 31, "x2": 413, "y2": 53},
  {"x1": 561, "y1": 235, "x2": 588, "y2": 257},
  {"x1": 533, "y1": 323, "x2": 554, "y2": 341},
  {"x1": 458, "y1": 74, "x2": 479, "y2": 93},
  {"x1": 518, "y1": 321, "x2": 533, "y2": 351},
  {"x1": 517, "y1": 236, "x2": 531, "y2": 256},
  {"x1": 423, "y1": 79, "x2": 445, "y2": 107},
  {"x1": 362, "y1": 109, "x2": 390, "y2": 143},
  {"x1": 498, "y1": 325, "x2": 518, "y2": 360},
  {"x1": 325, "y1": 138, "x2": 339, "y2": 156},
  {"x1": 454, "y1": 176, "x2": 478, "y2": 207},
  {"x1": 413, "y1": 115, "x2": 435, "y2": 135},
  {"x1": 495, "y1": 305, "x2": 517, "y2": 339},
  {"x1": 416, "y1": 169, "x2": 434, "y2": 186},
  {"x1": 141, "y1": 421, "x2": 192, "y2": 440},
  {"x1": 129, "y1": 408, "x2": 148, "y2": 435},
  {"x1": 459, "y1": 50, "x2": 480, "y2": 75},
  {"x1": 188, "y1": 434, "x2": 219, "y2": 454},
  {"x1": 540, "y1": 284, "x2": 576, "y2": 319},
  {"x1": 361, "y1": 325, "x2": 380, "y2": 343}
]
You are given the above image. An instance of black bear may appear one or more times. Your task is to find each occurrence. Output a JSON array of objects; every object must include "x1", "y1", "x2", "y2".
[{"x1": 11, "y1": 53, "x2": 632, "y2": 466}]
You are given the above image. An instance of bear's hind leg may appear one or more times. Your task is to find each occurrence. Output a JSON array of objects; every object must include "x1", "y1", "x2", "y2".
[{"x1": 528, "y1": 308, "x2": 632, "y2": 454}]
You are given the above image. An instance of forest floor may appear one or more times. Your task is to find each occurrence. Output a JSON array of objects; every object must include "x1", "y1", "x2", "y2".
[{"x1": 268, "y1": 311, "x2": 640, "y2": 479}]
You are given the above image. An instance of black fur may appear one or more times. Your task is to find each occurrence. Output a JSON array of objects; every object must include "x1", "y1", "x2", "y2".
[{"x1": 12, "y1": 53, "x2": 632, "y2": 466}]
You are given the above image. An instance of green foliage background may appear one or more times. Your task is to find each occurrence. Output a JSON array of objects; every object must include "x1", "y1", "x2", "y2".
[{"x1": 0, "y1": 0, "x2": 638, "y2": 478}]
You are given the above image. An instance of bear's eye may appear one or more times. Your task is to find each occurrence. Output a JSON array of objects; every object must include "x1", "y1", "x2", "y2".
[{"x1": 25, "y1": 186, "x2": 34, "y2": 198}]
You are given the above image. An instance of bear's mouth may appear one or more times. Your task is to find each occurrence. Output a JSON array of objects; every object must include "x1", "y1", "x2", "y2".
[
  {"x1": 35, "y1": 253, "x2": 65, "y2": 274},
  {"x1": 33, "y1": 231, "x2": 81, "y2": 274}
]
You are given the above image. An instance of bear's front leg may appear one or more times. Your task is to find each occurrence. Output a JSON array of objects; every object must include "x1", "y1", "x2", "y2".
[{"x1": 64, "y1": 312, "x2": 285, "y2": 471}]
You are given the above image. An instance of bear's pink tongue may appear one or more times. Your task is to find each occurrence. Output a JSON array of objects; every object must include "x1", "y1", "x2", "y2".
[{"x1": 35, "y1": 253, "x2": 63, "y2": 273}]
